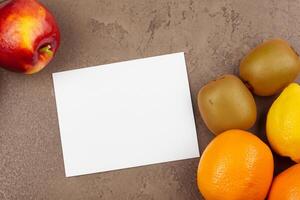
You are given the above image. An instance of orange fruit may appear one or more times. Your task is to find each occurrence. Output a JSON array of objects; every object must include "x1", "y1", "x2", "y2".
[
  {"x1": 197, "y1": 129, "x2": 274, "y2": 200},
  {"x1": 268, "y1": 164, "x2": 300, "y2": 200}
]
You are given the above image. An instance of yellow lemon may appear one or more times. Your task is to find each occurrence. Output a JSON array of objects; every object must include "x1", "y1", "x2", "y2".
[{"x1": 266, "y1": 83, "x2": 300, "y2": 163}]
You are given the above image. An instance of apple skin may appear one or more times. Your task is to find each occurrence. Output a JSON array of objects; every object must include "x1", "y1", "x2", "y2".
[{"x1": 0, "y1": 0, "x2": 60, "y2": 74}]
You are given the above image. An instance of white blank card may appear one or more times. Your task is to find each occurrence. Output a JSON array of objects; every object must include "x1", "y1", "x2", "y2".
[{"x1": 53, "y1": 52, "x2": 199, "y2": 177}]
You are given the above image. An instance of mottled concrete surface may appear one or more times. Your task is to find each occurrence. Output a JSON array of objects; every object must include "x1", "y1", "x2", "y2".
[{"x1": 1, "y1": 0, "x2": 300, "y2": 199}]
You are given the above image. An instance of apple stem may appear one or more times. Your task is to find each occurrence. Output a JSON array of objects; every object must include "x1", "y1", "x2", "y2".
[
  {"x1": 39, "y1": 45, "x2": 54, "y2": 57},
  {"x1": 0, "y1": 0, "x2": 8, "y2": 3}
]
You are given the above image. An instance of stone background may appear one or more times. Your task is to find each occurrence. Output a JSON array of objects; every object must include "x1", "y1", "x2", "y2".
[{"x1": 1, "y1": 0, "x2": 300, "y2": 199}]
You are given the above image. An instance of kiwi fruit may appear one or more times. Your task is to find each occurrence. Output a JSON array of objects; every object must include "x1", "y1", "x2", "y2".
[
  {"x1": 240, "y1": 39, "x2": 300, "y2": 96},
  {"x1": 198, "y1": 74, "x2": 257, "y2": 135}
]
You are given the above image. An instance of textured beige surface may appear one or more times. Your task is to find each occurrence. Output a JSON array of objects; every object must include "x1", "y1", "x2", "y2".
[{"x1": 1, "y1": 0, "x2": 300, "y2": 199}]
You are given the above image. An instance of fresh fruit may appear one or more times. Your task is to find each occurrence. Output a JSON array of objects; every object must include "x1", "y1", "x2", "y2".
[
  {"x1": 240, "y1": 39, "x2": 300, "y2": 96},
  {"x1": 197, "y1": 74, "x2": 257, "y2": 135},
  {"x1": 197, "y1": 129, "x2": 274, "y2": 200},
  {"x1": 268, "y1": 164, "x2": 300, "y2": 200},
  {"x1": 0, "y1": 0, "x2": 60, "y2": 74},
  {"x1": 266, "y1": 83, "x2": 300, "y2": 163}
]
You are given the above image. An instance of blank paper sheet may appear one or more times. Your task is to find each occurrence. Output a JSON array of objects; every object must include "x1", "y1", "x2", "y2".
[{"x1": 52, "y1": 52, "x2": 199, "y2": 177}]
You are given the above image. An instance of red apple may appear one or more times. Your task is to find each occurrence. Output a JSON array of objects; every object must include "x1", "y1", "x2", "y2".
[{"x1": 0, "y1": 0, "x2": 60, "y2": 74}]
